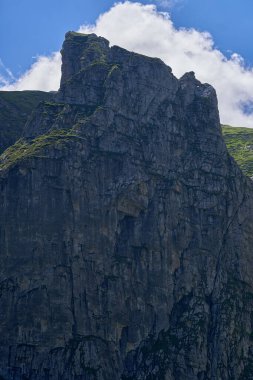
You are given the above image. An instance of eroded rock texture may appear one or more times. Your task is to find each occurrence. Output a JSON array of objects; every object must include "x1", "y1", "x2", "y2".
[{"x1": 1, "y1": 32, "x2": 253, "y2": 379}]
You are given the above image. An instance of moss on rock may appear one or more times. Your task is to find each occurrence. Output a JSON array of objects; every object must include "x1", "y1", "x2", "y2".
[{"x1": 0, "y1": 129, "x2": 78, "y2": 171}]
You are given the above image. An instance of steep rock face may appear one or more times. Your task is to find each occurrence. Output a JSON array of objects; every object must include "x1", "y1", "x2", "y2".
[{"x1": 1, "y1": 32, "x2": 253, "y2": 380}]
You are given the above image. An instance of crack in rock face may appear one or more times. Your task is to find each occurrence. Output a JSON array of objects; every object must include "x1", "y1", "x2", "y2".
[{"x1": 1, "y1": 31, "x2": 253, "y2": 380}]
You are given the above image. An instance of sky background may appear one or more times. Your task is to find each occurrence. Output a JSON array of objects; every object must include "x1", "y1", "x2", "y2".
[{"x1": 1, "y1": 0, "x2": 253, "y2": 127}]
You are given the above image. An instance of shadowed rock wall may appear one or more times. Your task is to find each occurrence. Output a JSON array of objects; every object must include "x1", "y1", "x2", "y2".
[{"x1": 1, "y1": 32, "x2": 253, "y2": 380}]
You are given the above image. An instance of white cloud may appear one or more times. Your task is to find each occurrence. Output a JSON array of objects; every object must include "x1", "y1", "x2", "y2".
[
  {"x1": 0, "y1": 59, "x2": 16, "y2": 86},
  {"x1": 79, "y1": 1, "x2": 253, "y2": 127},
  {"x1": 0, "y1": 52, "x2": 61, "y2": 91},
  {"x1": 153, "y1": 0, "x2": 174, "y2": 8},
  {"x1": 1, "y1": 1, "x2": 253, "y2": 127},
  {"x1": 0, "y1": 75, "x2": 10, "y2": 87},
  {"x1": 152, "y1": 0, "x2": 185, "y2": 9}
]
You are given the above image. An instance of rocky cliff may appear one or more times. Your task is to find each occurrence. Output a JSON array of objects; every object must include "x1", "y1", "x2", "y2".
[{"x1": 1, "y1": 31, "x2": 253, "y2": 380}]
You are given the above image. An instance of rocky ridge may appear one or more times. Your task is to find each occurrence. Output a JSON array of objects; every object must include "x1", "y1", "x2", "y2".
[{"x1": 1, "y1": 31, "x2": 253, "y2": 379}]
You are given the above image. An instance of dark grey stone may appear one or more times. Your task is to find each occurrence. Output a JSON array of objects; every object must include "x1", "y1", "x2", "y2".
[{"x1": 1, "y1": 31, "x2": 253, "y2": 380}]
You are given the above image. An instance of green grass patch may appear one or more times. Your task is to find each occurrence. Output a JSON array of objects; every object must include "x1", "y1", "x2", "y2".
[
  {"x1": 0, "y1": 90, "x2": 54, "y2": 153},
  {"x1": 222, "y1": 125, "x2": 253, "y2": 177},
  {"x1": 66, "y1": 31, "x2": 88, "y2": 38},
  {"x1": 0, "y1": 129, "x2": 78, "y2": 171},
  {"x1": 107, "y1": 64, "x2": 120, "y2": 78},
  {"x1": 0, "y1": 90, "x2": 53, "y2": 112}
]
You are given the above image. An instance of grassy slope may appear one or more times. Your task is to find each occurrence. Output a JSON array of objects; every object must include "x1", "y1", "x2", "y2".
[
  {"x1": 0, "y1": 90, "x2": 53, "y2": 112},
  {"x1": 0, "y1": 129, "x2": 78, "y2": 171},
  {"x1": 0, "y1": 90, "x2": 54, "y2": 153},
  {"x1": 222, "y1": 125, "x2": 253, "y2": 177}
]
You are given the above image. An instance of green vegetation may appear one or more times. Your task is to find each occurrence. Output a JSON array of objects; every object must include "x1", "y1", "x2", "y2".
[
  {"x1": 0, "y1": 90, "x2": 53, "y2": 153},
  {"x1": 66, "y1": 31, "x2": 88, "y2": 38},
  {"x1": 82, "y1": 41, "x2": 107, "y2": 64},
  {"x1": 107, "y1": 64, "x2": 120, "y2": 78},
  {"x1": 0, "y1": 90, "x2": 53, "y2": 111},
  {"x1": 0, "y1": 129, "x2": 78, "y2": 171},
  {"x1": 222, "y1": 125, "x2": 253, "y2": 177}
]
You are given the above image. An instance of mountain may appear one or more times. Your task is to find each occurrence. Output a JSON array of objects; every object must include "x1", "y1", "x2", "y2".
[
  {"x1": 1, "y1": 31, "x2": 253, "y2": 380},
  {"x1": 222, "y1": 125, "x2": 253, "y2": 177},
  {"x1": 0, "y1": 90, "x2": 54, "y2": 154}
]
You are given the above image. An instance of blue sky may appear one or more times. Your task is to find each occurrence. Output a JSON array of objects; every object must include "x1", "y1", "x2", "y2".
[
  {"x1": 1, "y1": 0, "x2": 253, "y2": 77},
  {"x1": 172, "y1": 0, "x2": 253, "y2": 66},
  {"x1": 1, "y1": 0, "x2": 253, "y2": 127},
  {"x1": 0, "y1": 0, "x2": 114, "y2": 76}
]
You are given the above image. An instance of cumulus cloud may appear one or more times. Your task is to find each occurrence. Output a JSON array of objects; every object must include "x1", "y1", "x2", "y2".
[
  {"x1": 0, "y1": 52, "x2": 61, "y2": 91},
  {"x1": 79, "y1": 1, "x2": 253, "y2": 127},
  {"x1": 1, "y1": 1, "x2": 253, "y2": 127}
]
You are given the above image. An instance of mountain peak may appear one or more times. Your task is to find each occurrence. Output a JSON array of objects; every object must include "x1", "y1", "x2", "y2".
[{"x1": 60, "y1": 32, "x2": 110, "y2": 86}]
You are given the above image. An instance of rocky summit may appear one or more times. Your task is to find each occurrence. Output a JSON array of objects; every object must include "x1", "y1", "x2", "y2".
[{"x1": 1, "y1": 31, "x2": 253, "y2": 380}]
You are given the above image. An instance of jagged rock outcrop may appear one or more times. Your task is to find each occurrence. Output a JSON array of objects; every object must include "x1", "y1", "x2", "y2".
[{"x1": 1, "y1": 31, "x2": 253, "y2": 379}]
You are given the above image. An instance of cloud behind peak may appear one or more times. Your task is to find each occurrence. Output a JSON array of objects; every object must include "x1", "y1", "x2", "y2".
[{"x1": 1, "y1": 1, "x2": 253, "y2": 127}]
